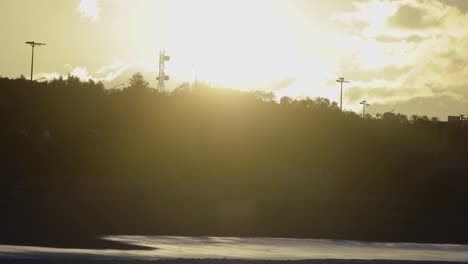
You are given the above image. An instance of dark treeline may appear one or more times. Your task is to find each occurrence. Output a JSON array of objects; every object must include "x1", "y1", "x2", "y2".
[{"x1": 1, "y1": 74, "x2": 468, "y2": 246}]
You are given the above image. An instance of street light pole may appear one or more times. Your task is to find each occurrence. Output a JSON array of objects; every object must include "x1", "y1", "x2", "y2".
[
  {"x1": 336, "y1": 77, "x2": 349, "y2": 111},
  {"x1": 25, "y1": 41, "x2": 46, "y2": 83}
]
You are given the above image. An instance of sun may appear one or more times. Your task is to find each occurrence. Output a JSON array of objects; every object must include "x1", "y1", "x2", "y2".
[
  {"x1": 106, "y1": 0, "x2": 334, "y2": 97},
  {"x1": 157, "y1": 0, "x2": 310, "y2": 88}
]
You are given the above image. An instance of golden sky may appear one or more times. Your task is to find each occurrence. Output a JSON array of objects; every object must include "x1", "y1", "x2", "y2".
[{"x1": 1, "y1": 0, "x2": 468, "y2": 118}]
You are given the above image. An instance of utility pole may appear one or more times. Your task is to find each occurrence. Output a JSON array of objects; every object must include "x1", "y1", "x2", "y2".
[
  {"x1": 360, "y1": 100, "x2": 371, "y2": 117},
  {"x1": 336, "y1": 77, "x2": 349, "y2": 111},
  {"x1": 157, "y1": 50, "x2": 170, "y2": 92},
  {"x1": 25, "y1": 41, "x2": 46, "y2": 83}
]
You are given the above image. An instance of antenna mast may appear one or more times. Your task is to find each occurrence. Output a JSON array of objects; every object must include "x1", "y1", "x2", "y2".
[{"x1": 157, "y1": 50, "x2": 170, "y2": 92}]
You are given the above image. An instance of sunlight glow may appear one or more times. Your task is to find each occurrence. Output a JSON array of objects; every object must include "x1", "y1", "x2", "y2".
[
  {"x1": 2, "y1": 0, "x2": 467, "y2": 116},
  {"x1": 77, "y1": 0, "x2": 100, "y2": 22},
  {"x1": 104, "y1": 0, "x2": 333, "y2": 95}
]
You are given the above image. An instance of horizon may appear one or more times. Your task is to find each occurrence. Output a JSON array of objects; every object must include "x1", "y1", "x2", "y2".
[{"x1": 2, "y1": 0, "x2": 468, "y2": 118}]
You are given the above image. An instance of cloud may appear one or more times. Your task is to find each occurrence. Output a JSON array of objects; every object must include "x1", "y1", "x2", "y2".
[
  {"x1": 271, "y1": 77, "x2": 297, "y2": 91},
  {"x1": 38, "y1": 61, "x2": 135, "y2": 84},
  {"x1": 345, "y1": 85, "x2": 423, "y2": 103},
  {"x1": 96, "y1": 61, "x2": 133, "y2": 81},
  {"x1": 387, "y1": 3, "x2": 441, "y2": 29},
  {"x1": 375, "y1": 34, "x2": 424, "y2": 43},
  {"x1": 100, "y1": 66, "x2": 132, "y2": 82},
  {"x1": 343, "y1": 65, "x2": 412, "y2": 83},
  {"x1": 430, "y1": 83, "x2": 468, "y2": 101},
  {"x1": 34, "y1": 72, "x2": 62, "y2": 81},
  {"x1": 71, "y1": 67, "x2": 94, "y2": 81},
  {"x1": 368, "y1": 95, "x2": 468, "y2": 119},
  {"x1": 33, "y1": 68, "x2": 93, "y2": 82},
  {"x1": 77, "y1": 0, "x2": 100, "y2": 22},
  {"x1": 332, "y1": 0, "x2": 463, "y2": 38},
  {"x1": 331, "y1": 0, "x2": 397, "y2": 36},
  {"x1": 330, "y1": 0, "x2": 468, "y2": 118},
  {"x1": 440, "y1": 0, "x2": 468, "y2": 12},
  {"x1": 70, "y1": 62, "x2": 133, "y2": 82},
  {"x1": 96, "y1": 62, "x2": 124, "y2": 75}
]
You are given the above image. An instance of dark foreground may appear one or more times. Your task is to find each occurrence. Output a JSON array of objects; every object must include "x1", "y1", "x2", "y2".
[{"x1": 2, "y1": 77, "x2": 468, "y2": 248}]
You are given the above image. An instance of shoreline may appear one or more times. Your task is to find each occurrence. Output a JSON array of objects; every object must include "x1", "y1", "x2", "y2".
[
  {"x1": 2, "y1": 236, "x2": 468, "y2": 263},
  {"x1": 0, "y1": 259, "x2": 467, "y2": 264},
  {"x1": 0, "y1": 235, "x2": 152, "y2": 250},
  {"x1": 2, "y1": 232, "x2": 468, "y2": 251}
]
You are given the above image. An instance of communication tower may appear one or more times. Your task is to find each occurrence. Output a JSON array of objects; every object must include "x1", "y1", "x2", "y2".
[{"x1": 157, "y1": 50, "x2": 170, "y2": 92}]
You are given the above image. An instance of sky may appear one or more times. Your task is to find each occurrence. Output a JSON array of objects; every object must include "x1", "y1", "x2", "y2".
[{"x1": 1, "y1": 0, "x2": 468, "y2": 118}]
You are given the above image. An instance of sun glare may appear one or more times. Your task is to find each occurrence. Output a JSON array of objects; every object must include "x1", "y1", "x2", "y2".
[
  {"x1": 106, "y1": 0, "x2": 327, "y2": 92},
  {"x1": 166, "y1": 0, "x2": 297, "y2": 86}
]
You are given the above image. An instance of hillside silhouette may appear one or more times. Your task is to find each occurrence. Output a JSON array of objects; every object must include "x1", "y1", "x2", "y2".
[{"x1": 1, "y1": 74, "x2": 468, "y2": 247}]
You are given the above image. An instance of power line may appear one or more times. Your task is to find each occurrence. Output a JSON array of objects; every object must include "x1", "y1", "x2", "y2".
[
  {"x1": 336, "y1": 77, "x2": 349, "y2": 111},
  {"x1": 25, "y1": 41, "x2": 46, "y2": 83}
]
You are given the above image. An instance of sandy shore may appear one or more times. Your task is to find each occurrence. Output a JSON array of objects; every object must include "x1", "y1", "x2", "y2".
[
  {"x1": 2, "y1": 236, "x2": 468, "y2": 263},
  {"x1": 0, "y1": 259, "x2": 467, "y2": 264},
  {"x1": 0, "y1": 235, "x2": 152, "y2": 250}
]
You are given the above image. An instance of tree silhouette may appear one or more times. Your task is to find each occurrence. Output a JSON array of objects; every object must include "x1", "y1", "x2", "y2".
[
  {"x1": 0, "y1": 74, "x2": 467, "y2": 245},
  {"x1": 280, "y1": 96, "x2": 293, "y2": 106},
  {"x1": 128, "y1": 72, "x2": 149, "y2": 90}
]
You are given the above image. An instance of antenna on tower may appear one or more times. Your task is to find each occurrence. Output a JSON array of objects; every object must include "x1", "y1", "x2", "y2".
[{"x1": 157, "y1": 50, "x2": 170, "y2": 92}]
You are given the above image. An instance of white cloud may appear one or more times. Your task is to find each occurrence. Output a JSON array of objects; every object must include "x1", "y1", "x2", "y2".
[
  {"x1": 60, "y1": 62, "x2": 133, "y2": 82},
  {"x1": 71, "y1": 67, "x2": 94, "y2": 81},
  {"x1": 77, "y1": 0, "x2": 100, "y2": 22},
  {"x1": 96, "y1": 61, "x2": 125, "y2": 75},
  {"x1": 95, "y1": 61, "x2": 133, "y2": 81},
  {"x1": 34, "y1": 72, "x2": 62, "y2": 81},
  {"x1": 35, "y1": 62, "x2": 132, "y2": 84},
  {"x1": 330, "y1": 0, "x2": 468, "y2": 115},
  {"x1": 101, "y1": 66, "x2": 132, "y2": 82}
]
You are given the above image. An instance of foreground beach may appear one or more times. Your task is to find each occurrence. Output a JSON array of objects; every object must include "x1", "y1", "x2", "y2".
[
  {"x1": 0, "y1": 259, "x2": 468, "y2": 264},
  {"x1": 1, "y1": 236, "x2": 468, "y2": 263}
]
